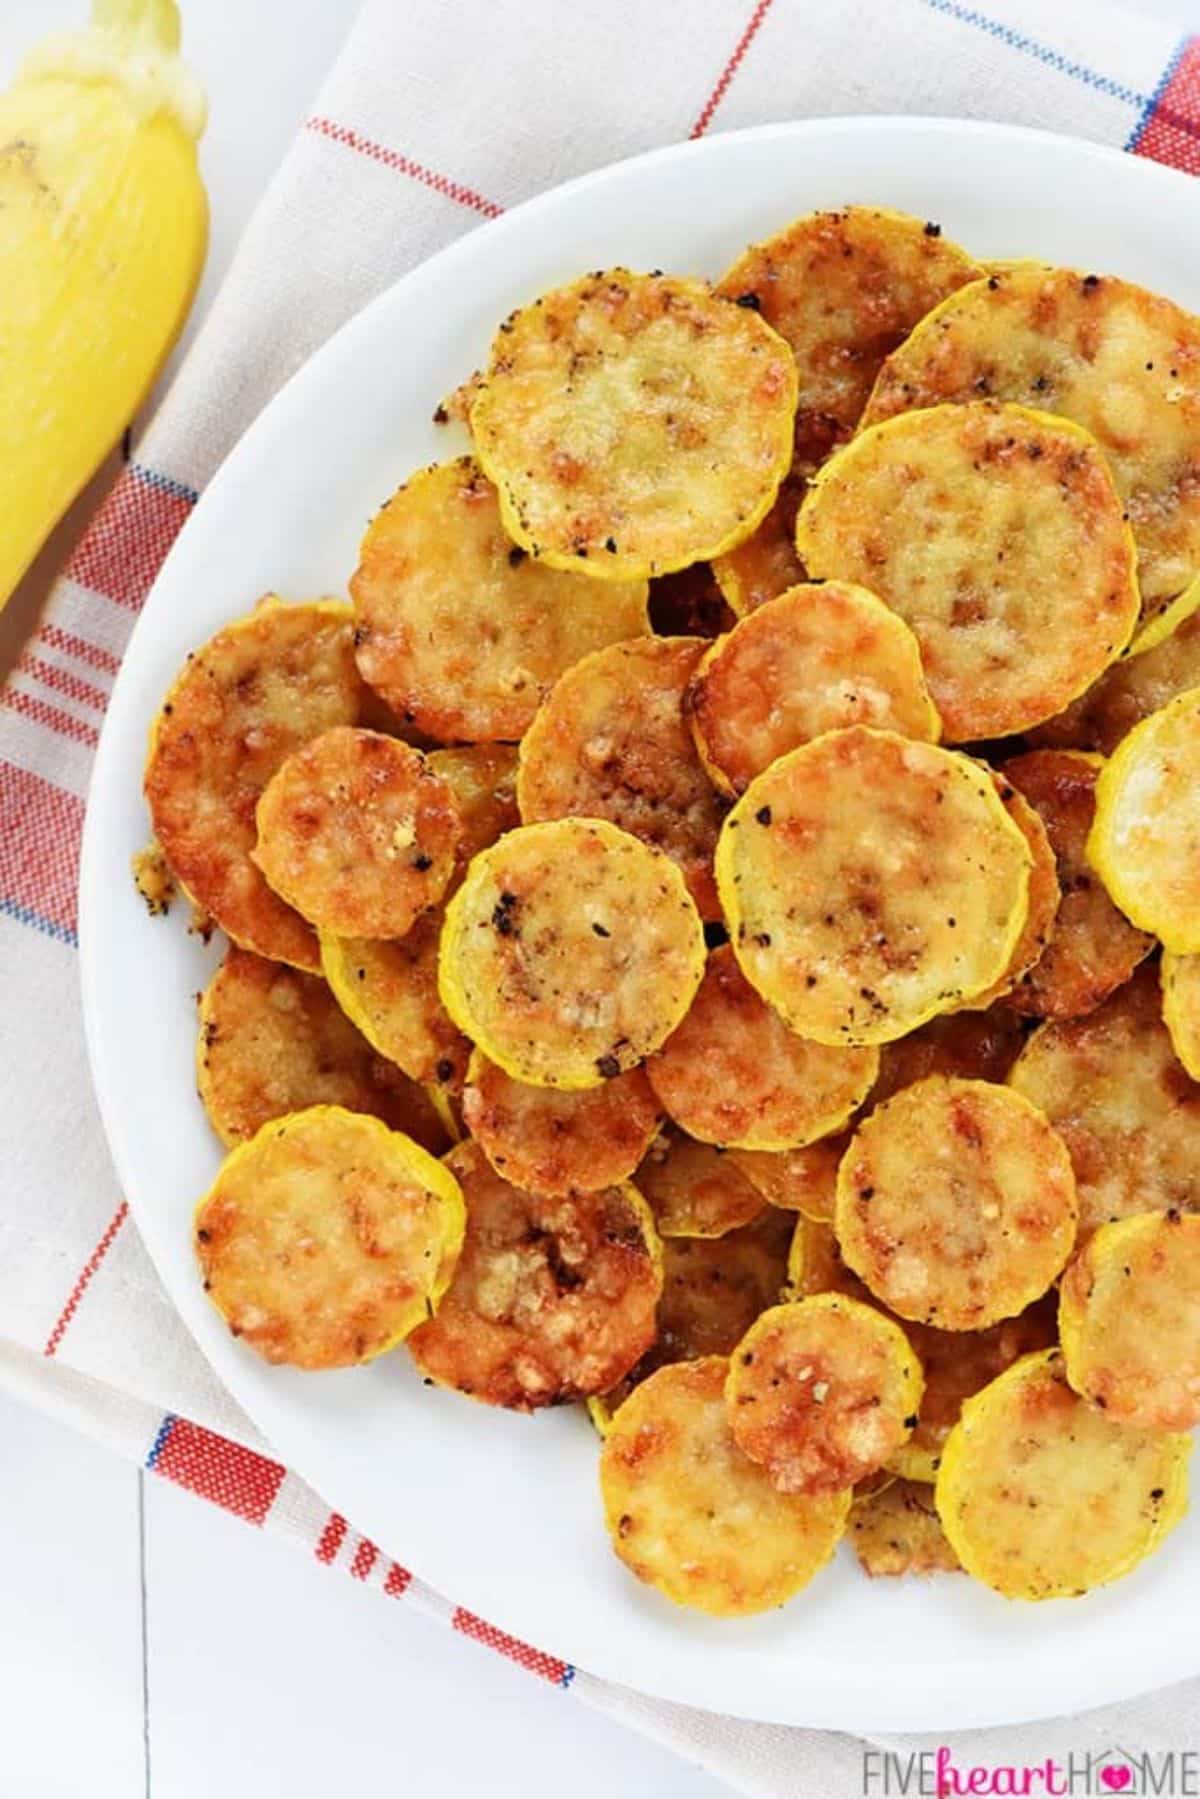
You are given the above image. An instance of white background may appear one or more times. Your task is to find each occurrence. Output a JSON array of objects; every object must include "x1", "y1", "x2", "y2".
[{"x1": 0, "y1": 0, "x2": 1195, "y2": 1794}]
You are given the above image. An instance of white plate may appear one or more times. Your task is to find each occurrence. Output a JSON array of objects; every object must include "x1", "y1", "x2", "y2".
[{"x1": 81, "y1": 117, "x2": 1200, "y2": 1732}]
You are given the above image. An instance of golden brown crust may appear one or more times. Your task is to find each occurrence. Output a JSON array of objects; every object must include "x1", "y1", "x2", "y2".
[
  {"x1": 462, "y1": 1048, "x2": 663, "y2": 1196},
  {"x1": 1009, "y1": 965, "x2": 1200, "y2": 1240},
  {"x1": 406, "y1": 1141, "x2": 661, "y2": 1409},
  {"x1": 599, "y1": 1356, "x2": 851, "y2": 1614},
  {"x1": 517, "y1": 637, "x2": 726, "y2": 920},
  {"x1": 711, "y1": 476, "x2": 806, "y2": 617},
  {"x1": 836, "y1": 1076, "x2": 1077, "y2": 1329},
  {"x1": 935, "y1": 1348, "x2": 1190, "y2": 1599},
  {"x1": 687, "y1": 582, "x2": 939, "y2": 798},
  {"x1": 1001, "y1": 750, "x2": 1153, "y2": 1018},
  {"x1": 253, "y1": 727, "x2": 461, "y2": 938},
  {"x1": 636, "y1": 1128, "x2": 767, "y2": 1238},
  {"x1": 470, "y1": 271, "x2": 798, "y2": 579},
  {"x1": 861, "y1": 264, "x2": 1200, "y2": 636},
  {"x1": 198, "y1": 947, "x2": 448, "y2": 1151},
  {"x1": 726, "y1": 1295, "x2": 923, "y2": 1494},
  {"x1": 144, "y1": 599, "x2": 363, "y2": 971},
  {"x1": 350, "y1": 458, "x2": 648, "y2": 742},
  {"x1": 592, "y1": 1210, "x2": 793, "y2": 1420},
  {"x1": 850, "y1": 1479, "x2": 962, "y2": 1577},
  {"x1": 786, "y1": 1215, "x2": 874, "y2": 1304},
  {"x1": 1061, "y1": 1212, "x2": 1200, "y2": 1429},
  {"x1": 716, "y1": 728, "x2": 1031, "y2": 1046},
  {"x1": 796, "y1": 403, "x2": 1139, "y2": 740},
  {"x1": 131, "y1": 840, "x2": 175, "y2": 916},
  {"x1": 1028, "y1": 608, "x2": 1200, "y2": 756},
  {"x1": 648, "y1": 1214, "x2": 791, "y2": 1364},
  {"x1": 317, "y1": 747, "x2": 522, "y2": 1093},
  {"x1": 425, "y1": 743, "x2": 520, "y2": 865},
  {"x1": 715, "y1": 206, "x2": 980, "y2": 473},
  {"x1": 439, "y1": 819, "x2": 706, "y2": 1090},
  {"x1": 727, "y1": 1136, "x2": 847, "y2": 1221},
  {"x1": 887, "y1": 1296, "x2": 1059, "y2": 1482},
  {"x1": 320, "y1": 917, "x2": 471, "y2": 1092},
  {"x1": 870, "y1": 1006, "x2": 1027, "y2": 1109},
  {"x1": 194, "y1": 1106, "x2": 465, "y2": 1369},
  {"x1": 647, "y1": 945, "x2": 877, "y2": 1149}
]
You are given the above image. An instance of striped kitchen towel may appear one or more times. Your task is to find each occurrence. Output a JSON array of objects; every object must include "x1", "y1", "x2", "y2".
[{"x1": 3, "y1": 1, "x2": 1200, "y2": 1793}]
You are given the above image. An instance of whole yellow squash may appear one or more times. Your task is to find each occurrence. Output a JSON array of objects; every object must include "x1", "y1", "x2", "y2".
[{"x1": 0, "y1": 0, "x2": 208, "y2": 605}]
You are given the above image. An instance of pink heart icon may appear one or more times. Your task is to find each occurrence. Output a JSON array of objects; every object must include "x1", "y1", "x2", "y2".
[{"x1": 1100, "y1": 1768, "x2": 1132, "y2": 1793}]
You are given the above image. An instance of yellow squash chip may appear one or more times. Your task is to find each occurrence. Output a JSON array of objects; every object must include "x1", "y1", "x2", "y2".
[
  {"x1": 1030, "y1": 608, "x2": 1200, "y2": 756},
  {"x1": 425, "y1": 743, "x2": 520, "y2": 863},
  {"x1": 198, "y1": 947, "x2": 448, "y2": 1151},
  {"x1": 716, "y1": 728, "x2": 1031, "y2": 1047},
  {"x1": 711, "y1": 477, "x2": 806, "y2": 617},
  {"x1": 599, "y1": 1356, "x2": 850, "y2": 1615},
  {"x1": 1009, "y1": 966, "x2": 1200, "y2": 1240},
  {"x1": 935, "y1": 1348, "x2": 1190, "y2": 1600},
  {"x1": 716, "y1": 206, "x2": 980, "y2": 474},
  {"x1": 320, "y1": 918, "x2": 471, "y2": 1092},
  {"x1": 636, "y1": 1128, "x2": 766, "y2": 1238},
  {"x1": 253, "y1": 727, "x2": 461, "y2": 939},
  {"x1": 1001, "y1": 750, "x2": 1153, "y2": 1018},
  {"x1": 887, "y1": 1297, "x2": 1059, "y2": 1483},
  {"x1": 350, "y1": 457, "x2": 649, "y2": 741},
  {"x1": 439, "y1": 819, "x2": 705, "y2": 1089},
  {"x1": 517, "y1": 636, "x2": 726, "y2": 919},
  {"x1": 1163, "y1": 951, "x2": 1200, "y2": 1078},
  {"x1": 850, "y1": 1479, "x2": 962, "y2": 1578},
  {"x1": 1061, "y1": 1211, "x2": 1200, "y2": 1430},
  {"x1": 955, "y1": 773, "x2": 1060, "y2": 1013},
  {"x1": 144, "y1": 599, "x2": 363, "y2": 972},
  {"x1": 786, "y1": 1216, "x2": 873, "y2": 1304},
  {"x1": 1089, "y1": 686, "x2": 1200, "y2": 952},
  {"x1": 462, "y1": 1047, "x2": 662, "y2": 1196},
  {"x1": 318, "y1": 744, "x2": 521, "y2": 1092},
  {"x1": 860, "y1": 265, "x2": 1200, "y2": 646},
  {"x1": 687, "y1": 582, "x2": 940, "y2": 798},
  {"x1": 725, "y1": 1294, "x2": 923, "y2": 1494},
  {"x1": 647, "y1": 944, "x2": 878, "y2": 1150},
  {"x1": 796, "y1": 402, "x2": 1138, "y2": 740},
  {"x1": 406, "y1": 1141, "x2": 661, "y2": 1409},
  {"x1": 470, "y1": 270, "x2": 797, "y2": 580},
  {"x1": 836, "y1": 1077, "x2": 1077, "y2": 1329},
  {"x1": 589, "y1": 1209, "x2": 793, "y2": 1427},
  {"x1": 194, "y1": 1105, "x2": 465, "y2": 1369},
  {"x1": 728, "y1": 1136, "x2": 847, "y2": 1222},
  {"x1": 871, "y1": 1005, "x2": 1027, "y2": 1108},
  {"x1": 711, "y1": 202, "x2": 980, "y2": 623}
]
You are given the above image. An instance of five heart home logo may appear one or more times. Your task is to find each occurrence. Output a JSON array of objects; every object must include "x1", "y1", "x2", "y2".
[{"x1": 863, "y1": 1742, "x2": 1199, "y2": 1795}]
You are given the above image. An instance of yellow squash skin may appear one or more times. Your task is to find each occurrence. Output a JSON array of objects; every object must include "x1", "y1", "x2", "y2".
[{"x1": 0, "y1": 0, "x2": 207, "y2": 605}]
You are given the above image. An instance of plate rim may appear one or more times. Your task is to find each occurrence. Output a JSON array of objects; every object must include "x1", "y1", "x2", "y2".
[{"x1": 79, "y1": 112, "x2": 1199, "y2": 1732}]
